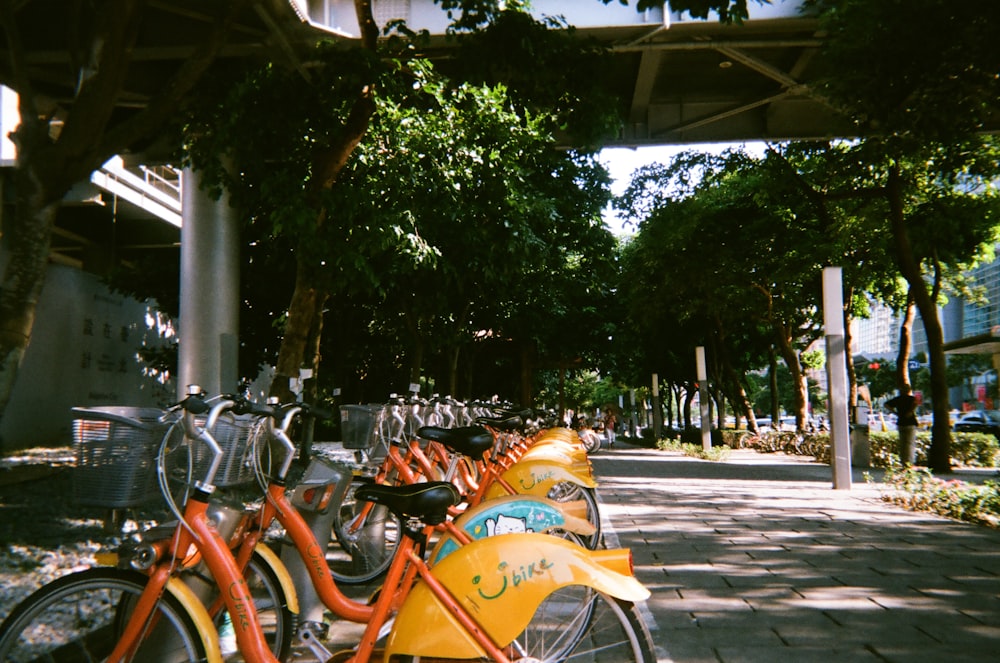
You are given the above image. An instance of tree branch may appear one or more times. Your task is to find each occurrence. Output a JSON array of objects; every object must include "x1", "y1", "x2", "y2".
[{"x1": 97, "y1": 0, "x2": 251, "y2": 167}]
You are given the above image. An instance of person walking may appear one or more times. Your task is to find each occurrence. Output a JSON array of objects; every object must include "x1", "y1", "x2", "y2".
[
  {"x1": 604, "y1": 410, "x2": 618, "y2": 448},
  {"x1": 886, "y1": 386, "x2": 918, "y2": 465}
]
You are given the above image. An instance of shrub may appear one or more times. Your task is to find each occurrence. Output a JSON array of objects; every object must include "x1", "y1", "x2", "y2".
[
  {"x1": 878, "y1": 464, "x2": 1000, "y2": 528},
  {"x1": 677, "y1": 427, "x2": 723, "y2": 447},
  {"x1": 950, "y1": 432, "x2": 1000, "y2": 467},
  {"x1": 656, "y1": 438, "x2": 732, "y2": 461}
]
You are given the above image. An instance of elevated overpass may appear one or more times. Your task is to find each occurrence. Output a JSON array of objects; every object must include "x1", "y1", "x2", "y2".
[
  {"x1": 314, "y1": 0, "x2": 847, "y2": 146},
  {"x1": 2, "y1": 0, "x2": 846, "y2": 271}
]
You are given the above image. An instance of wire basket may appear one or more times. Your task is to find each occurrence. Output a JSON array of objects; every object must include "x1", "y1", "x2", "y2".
[
  {"x1": 188, "y1": 412, "x2": 262, "y2": 487},
  {"x1": 340, "y1": 404, "x2": 383, "y2": 450},
  {"x1": 72, "y1": 406, "x2": 171, "y2": 508}
]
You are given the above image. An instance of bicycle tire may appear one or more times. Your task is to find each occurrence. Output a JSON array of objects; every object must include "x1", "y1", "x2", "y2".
[
  {"x1": 198, "y1": 550, "x2": 295, "y2": 661},
  {"x1": 0, "y1": 567, "x2": 211, "y2": 663},
  {"x1": 546, "y1": 482, "x2": 603, "y2": 550},
  {"x1": 329, "y1": 478, "x2": 402, "y2": 584},
  {"x1": 512, "y1": 589, "x2": 657, "y2": 662},
  {"x1": 581, "y1": 432, "x2": 601, "y2": 454}
]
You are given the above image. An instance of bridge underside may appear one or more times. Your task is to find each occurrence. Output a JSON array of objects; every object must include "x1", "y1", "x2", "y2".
[{"x1": 594, "y1": 15, "x2": 854, "y2": 146}]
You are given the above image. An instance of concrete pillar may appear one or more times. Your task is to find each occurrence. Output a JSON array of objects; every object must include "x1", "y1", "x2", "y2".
[
  {"x1": 823, "y1": 267, "x2": 852, "y2": 490},
  {"x1": 696, "y1": 346, "x2": 711, "y2": 450},
  {"x1": 651, "y1": 373, "x2": 662, "y2": 441},
  {"x1": 177, "y1": 168, "x2": 240, "y2": 398}
]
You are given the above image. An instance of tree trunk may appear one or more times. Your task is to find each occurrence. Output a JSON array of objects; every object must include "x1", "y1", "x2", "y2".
[
  {"x1": 682, "y1": 387, "x2": 694, "y2": 429},
  {"x1": 886, "y1": 163, "x2": 951, "y2": 472},
  {"x1": 446, "y1": 345, "x2": 461, "y2": 397},
  {"x1": 0, "y1": 171, "x2": 61, "y2": 419},
  {"x1": 267, "y1": 1, "x2": 378, "y2": 402},
  {"x1": 519, "y1": 341, "x2": 534, "y2": 406},
  {"x1": 896, "y1": 290, "x2": 916, "y2": 390},
  {"x1": 845, "y1": 289, "x2": 858, "y2": 409},
  {"x1": 773, "y1": 324, "x2": 809, "y2": 433},
  {"x1": 271, "y1": 258, "x2": 325, "y2": 402},
  {"x1": 768, "y1": 348, "x2": 780, "y2": 425}
]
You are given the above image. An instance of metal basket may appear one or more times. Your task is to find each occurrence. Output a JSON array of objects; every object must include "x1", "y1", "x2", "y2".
[
  {"x1": 340, "y1": 404, "x2": 383, "y2": 450},
  {"x1": 72, "y1": 406, "x2": 171, "y2": 508},
  {"x1": 188, "y1": 413, "x2": 261, "y2": 487}
]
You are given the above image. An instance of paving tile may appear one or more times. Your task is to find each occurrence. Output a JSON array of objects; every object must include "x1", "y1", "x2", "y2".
[{"x1": 591, "y1": 447, "x2": 1000, "y2": 663}]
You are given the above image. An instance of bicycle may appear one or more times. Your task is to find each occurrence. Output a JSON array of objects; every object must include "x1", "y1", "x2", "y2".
[
  {"x1": 190, "y1": 395, "x2": 657, "y2": 661},
  {"x1": 332, "y1": 404, "x2": 604, "y2": 581},
  {"x1": 0, "y1": 387, "x2": 292, "y2": 662}
]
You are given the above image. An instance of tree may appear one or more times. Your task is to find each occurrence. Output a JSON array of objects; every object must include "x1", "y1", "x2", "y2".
[
  {"x1": 618, "y1": 147, "x2": 846, "y2": 433},
  {"x1": 0, "y1": 0, "x2": 767, "y2": 426},
  {"x1": 805, "y1": 0, "x2": 1000, "y2": 471},
  {"x1": 323, "y1": 78, "x2": 616, "y2": 401}
]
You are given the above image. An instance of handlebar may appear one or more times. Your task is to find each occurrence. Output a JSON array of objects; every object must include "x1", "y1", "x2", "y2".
[{"x1": 174, "y1": 386, "x2": 235, "y2": 493}]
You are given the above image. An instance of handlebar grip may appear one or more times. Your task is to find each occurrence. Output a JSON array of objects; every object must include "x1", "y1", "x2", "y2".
[
  {"x1": 182, "y1": 394, "x2": 210, "y2": 415},
  {"x1": 303, "y1": 404, "x2": 333, "y2": 420}
]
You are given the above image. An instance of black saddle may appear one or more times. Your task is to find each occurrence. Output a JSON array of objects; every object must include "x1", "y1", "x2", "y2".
[
  {"x1": 417, "y1": 425, "x2": 495, "y2": 461},
  {"x1": 354, "y1": 481, "x2": 461, "y2": 525},
  {"x1": 473, "y1": 415, "x2": 524, "y2": 433}
]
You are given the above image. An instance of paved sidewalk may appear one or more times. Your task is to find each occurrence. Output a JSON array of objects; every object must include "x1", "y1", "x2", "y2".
[{"x1": 591, "y1": 446, "x2": 1000, "y2": 663}]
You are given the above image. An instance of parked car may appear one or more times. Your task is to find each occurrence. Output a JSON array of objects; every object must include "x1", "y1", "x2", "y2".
[
  {"x1": 756, "y1": 416, "x2": 796, "y2": 432},
  {"x1": 952, "y1": 410, "x2": 1000, "y2": 437}
]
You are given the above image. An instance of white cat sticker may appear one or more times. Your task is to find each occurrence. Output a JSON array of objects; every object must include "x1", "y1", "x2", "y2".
[{"x1": 485, "y1": 513, "x2": 534, "y2": 537}]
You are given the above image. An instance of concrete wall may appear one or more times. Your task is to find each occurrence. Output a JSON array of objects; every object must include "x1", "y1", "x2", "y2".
[{"x1": 0, "y1": 255, "x2": 174, "y2": 450}]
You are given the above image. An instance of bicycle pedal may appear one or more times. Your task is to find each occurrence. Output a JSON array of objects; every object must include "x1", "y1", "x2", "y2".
[
  {"x1": 298, "y1": 623, "x2": 334, "y2": 662},
  {"x1": 299, "y1": 620, "x2": 330, "y2": 640}
]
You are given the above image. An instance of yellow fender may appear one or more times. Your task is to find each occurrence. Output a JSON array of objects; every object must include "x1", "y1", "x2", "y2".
[
  {"x1": 429, "y1": 494, "x2": 596, "y2": 564},
  {"x1": 535, "y1": 428, "x2": 580, "y2": 444},
  {"x1": 385, "y1": 533, "x2": 649, "y2": 660},
  {"x1": 520, "y1": 442, "x2": 590, "y2": 466},
  {"x1": 484, "y1": 458, "x2": 597, "y2": 501},
  {"x1": 165, "y1": 576, "x2": 225, "y2": 663},
  {"x1": 252, "y1": 543, "x2": 300, "y2": 615}
]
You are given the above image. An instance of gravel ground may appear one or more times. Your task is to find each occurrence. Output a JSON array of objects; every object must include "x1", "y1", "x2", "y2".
[{"x1": 0, "y1": 447, "x2": 138, "y2": 623}]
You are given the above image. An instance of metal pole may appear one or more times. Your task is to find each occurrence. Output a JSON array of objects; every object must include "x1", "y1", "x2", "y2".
[
  {"x1": 696, "y1": 346, "x2": 711, "y2": 451},
  {"x1": 652, "y1": 373, "x2": 663, "y2": 441},
  {"x1": 823, "y1": 267, "x2": 852, "y2": 489}
]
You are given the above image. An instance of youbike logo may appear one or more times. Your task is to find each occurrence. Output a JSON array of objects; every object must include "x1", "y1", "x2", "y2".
[
  {"x1": 307, "y1": 542, "x2": 327, "y2": 578},
  {"x1": 518, "y1": 469, "x2": 555, "y2": 490},
  {"x1": 228, "y1": 580, "x2": 251, "y2": 630},
  {"x1": 472, "y1": 558, "x2": 554, "y2": 600}
]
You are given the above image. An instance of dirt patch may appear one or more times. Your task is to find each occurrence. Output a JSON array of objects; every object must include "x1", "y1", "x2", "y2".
[{"x1": 0, "y1": 448, "x2": 132, "y2": 621}]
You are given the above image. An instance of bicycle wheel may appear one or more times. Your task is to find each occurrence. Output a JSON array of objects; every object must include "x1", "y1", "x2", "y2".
[
  {"x1": 580, "y1": 432, "x2": 601, "y2": 454},
  {"x1": 546, "y1": 482, "x2": 603, "y2": 550},
  {"x1": 329, "y1": 478, "x2": 402, "y2": 584},
  {"x1": 202, "y1": 550, "x2": 295, "y2": 661},
  {"x1": 511, "y1": 589, "x2": 656, "y2": 662},
  {"x1": 0, "y1": 567, "x2": 210, "y2": 663}
]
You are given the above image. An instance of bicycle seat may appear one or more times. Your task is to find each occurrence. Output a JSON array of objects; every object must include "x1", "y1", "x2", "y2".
[
  {"x1": 417, "y1": 425, "x2": 495, "y2": 461},
  {"x1": 473, "y1": 415, "x2": 523, "y2": 432},
  {"x1": 354, "y1": 481, "x2": 461, "y2": 525}
]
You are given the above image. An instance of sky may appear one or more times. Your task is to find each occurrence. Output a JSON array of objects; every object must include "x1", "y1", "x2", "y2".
[
  {"x1": 598, "y1": 145, "x2": 685, "y2": 235},
  {"x1": 598, "y1": 142, "x2": 765, "y2": 235}
]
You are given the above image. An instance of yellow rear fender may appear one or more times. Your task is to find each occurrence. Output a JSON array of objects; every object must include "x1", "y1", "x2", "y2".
[
  {"x1": 429, "y1": 495, "x2": 596, "y2": 564},
  {"x1": 531, "y1": 433, "x2": 585, "y2": 450},
  {"x1": 385, "y1": 533, "x2": 649, "y2": 660},
  {"x1": 252, "y1": 543, "x2": 299, "y2": 615},
  {"x1": 484, "y1": 458, "x2": 597, "y2": 501},
  {"x1": 535, "y1": 428, "x2": 580, "y2": 444},
  {"x1": 165, "y1": 577, "x2": 224, "y2": 663},
  {"x1": 520, "y1": 442, "x2": 589, "y2": 465}
]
